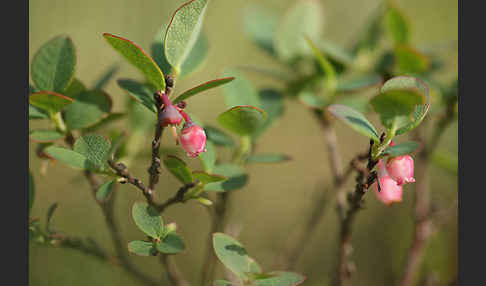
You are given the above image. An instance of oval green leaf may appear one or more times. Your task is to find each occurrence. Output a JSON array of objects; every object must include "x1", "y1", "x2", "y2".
[
  {"x1": 253, "y1": 272, "x2": 306, "y2": 286},
  {"x1": 156, "y1": 233, "x2": 185, "y2": 254},
  {"x1": 192, "y1": 171, "x2": 227, "y2": 184},
  {"x1": 103, "y1": 33, "x2": 165, "y2": 91},
  {"x1": 385, "y1": 5, "x2": 409, "y2": 45},
  {"x1": 213, "y1": 233, "x2": 252, "y2": 278},
  {"x1": 73, "y1": 134, "x2": 111, "y2": 167},
  {"x1": 217, "y1": 106, "x2": 267, "y2": 137},
  {"x1": 164, "y1": 0, "x2": 209, "y2": 73},
  {"x1": 247, "y1": 153, "x2": 291, "y2": 164},
  {"x1": 96, "y1": 180, "x2": 116, "y2": 202},
  {"x1": 222, "y1": 69, "x2": 261, "y2": 108},
  {"x1": 204, "y1": 126, "x2": 234, "y2": 147},
  {"x1": 117, "y1": 79, "x2": 157, "y2": 113},
  {"x1": 199, "y1": 140, "x2": 216, "y2": 172},
  {"x1": 132, "y1": 202, "x2": 164, "y2": 239},
  {"x1": 327, "y1": 104, "x2": 380, "y2": 141},
  {"x1": 31, "y1": 35, "x2": 76, "y2": 93},
  {"x1": 128, "y1": 240, "x2": 157, "y2": 256},
  {"x1": 382, "y1": 141, "x2": 420, "y2": 157},
  {"x1": 204, "y1": 164, "x2": 248, "y2": 192},
  {"x1": 44, "y1": 146, "x2": 94, "y2": 170},
  {"x1": 29, "y1": 105, "x2": 49, "y2": 120},
  {"x1": 254, "y1": 89, "x2": 285, "y2": 137},
  {"x1": 180, "y1": 32, "x2": 209, "y2": 78},
  {"x1": 64, "y1": 90, "x2": 112, "y2": 130},
  {"x1": 244, "y1": 4, "x2": 278, "y2": 55},
  {"x1": 173, "y1": 77, "x2": 235, "y2": 103},
  {"x1": 29, "y1": 130, "x2": 64, "y2": 143},
  {"x1": 29, "y1": 92, "x2": 73, "y2": 115},
  {"x1": 163, "y1": 155, "x2": 193, "y2": 184}
]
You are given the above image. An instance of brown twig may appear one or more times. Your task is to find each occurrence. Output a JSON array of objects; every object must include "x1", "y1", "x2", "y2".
[
  {"x1": 399, "y1": 93, "x2": 457, "y2": 286},
  {"x1": 155, "y1": 183, "x2": 195, "y2": 213},
  {"x1": 107, "y1": 159, "x2": 154, "y2": 204},
  {"x1": 160, "y1": 254, "x2": 190, "y2": 286}
]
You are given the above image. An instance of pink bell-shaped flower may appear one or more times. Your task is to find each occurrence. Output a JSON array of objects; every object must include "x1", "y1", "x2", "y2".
[
  {"x1": 386, "y1": 155, "x2": 415, "y2": 186},
  {"x1": 374, "y1": 160, "x2": 403, "y2": 205},
  {"x1": 159, "y1": 104, "x2": 183, "y2": 127},
  {"x1": 179, "y1": 122, "x2": 207, "y2": 157}
]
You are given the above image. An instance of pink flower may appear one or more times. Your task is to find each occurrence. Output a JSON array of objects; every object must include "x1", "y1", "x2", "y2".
[
  {"x1": 179, "y1": 122, "x2": 207, "y2": 157},
  {"x1": 373, "y1": 160, "x2": 403, "y2": 205},
  {"x1": 386, "y1": 155, "x2": 415, "y2": 186},
  {"x1": 159, "y1": 104, "x2": 183, "y2": 127}
]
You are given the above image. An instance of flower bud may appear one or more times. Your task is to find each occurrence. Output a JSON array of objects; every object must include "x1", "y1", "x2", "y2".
[
  {"x1": 159, "y1": 104, "x2": 183, "y2": 127},
  {"x1": 179, "y1": 122, "x2": 207, "y2": 157},
  {"x1": 386, "y1": 155, "x2": 415, "y2": 186}
]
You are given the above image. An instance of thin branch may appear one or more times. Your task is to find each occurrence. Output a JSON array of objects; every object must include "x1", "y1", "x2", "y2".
[
  {"x1": 160, "y1": 254, "x2": 190, "y2": 286},
  {"x1": 399, "y1": 96, "x2": 457, "y2": 286},
  {"x1": 155, "y1": 183, "x2": 195, "y2": 213},
  {"x1": 107, "y1": 160, "x2": 153, "y2": 204}
]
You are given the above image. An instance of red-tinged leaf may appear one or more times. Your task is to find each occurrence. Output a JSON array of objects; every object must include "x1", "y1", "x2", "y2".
[{"x1": 173, "y1": 77, "x2": 235, "y2": 103}]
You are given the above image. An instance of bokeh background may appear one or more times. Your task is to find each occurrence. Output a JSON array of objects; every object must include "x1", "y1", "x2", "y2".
[{"x1": 29, "y1": 0, "x2": 458, "y2": 285}]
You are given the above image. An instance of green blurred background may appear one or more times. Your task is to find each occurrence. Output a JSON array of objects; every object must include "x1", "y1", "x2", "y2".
[{"x1": 29, "y1": 0, "x2": 457, "y2": 285}]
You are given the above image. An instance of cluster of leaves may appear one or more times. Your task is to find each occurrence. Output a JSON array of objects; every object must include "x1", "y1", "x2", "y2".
[
  {"x1": 242, "y1": 0, "x2": 457, "y2": 163},
  {"x1": 213, "y1": 233, "x2": 306, "y2": 286}
]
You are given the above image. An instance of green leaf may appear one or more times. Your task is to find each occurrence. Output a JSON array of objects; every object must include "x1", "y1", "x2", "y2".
[
  {"x1": 253, "y1": 272, "x2": 306, "y2": 286},
  {"x1": 173, "y1": 77, "x2": 235, "y2": 103},
  {"x1": 132, "y1": 202, "x2": 164, "y2": 239},
  {"x1": 127, "y1": 97, "x2": 156, "y2": 132},
  {"x1": 73, "y1": 134, "x2": 111, "y2": 167},
  {"x1": 199, "y1": 140, "x2": 216, "y2": 172},
  {"x1": 204, "y1": 164, "x2": 248, "y2": 192},
  {"x1": 64, "y1": 90, "x2": 112, "y2": 130},
  {"x1": 247, "y1": 153, "x2": 291, "y2": 164},
  {"x1": 44, "y1": 146, "x2": 94, "y2": 170},
  {"x1": 46, "y1": 202, "x2": 58, "y2": 231},
  {"x1": 29, "y1": 170, "x2": 34, "y2": 212},
  {"x1": 370, "y1": 76, "x2": 430, "y2": 132},
  {"x1": 384, "y1": 5, "x2": 409, "y2": 45},
  {"x1": 318, "y1": 39, "x2": 354, "y2": 67},
  {"x1": 163, "y1": 155, "x2": 193, "y2": 184},
  {"x1": 255, "y1": 89, "x2": 285, "y2": 136},
  {"x1": 274, "y1": 0, "x2": 323, "y2": 61},
  {"x1": 305, "y1": 36, "x2": 337, "y2": 90},
  {"x1": 83, "y1": 113, "x2": 125, "y2": 133},
  {"x1": 156, "y1": 233, "x2": 185, "y2": 254},
  {"x1": 93, "y1": 65, "x2": 119, "y2": 90},
  {"x1": 31, "y1": 35, "x2": 76, "y2": 93},
  {"x1": 217, "y1": 106, "x2": 267, "y2": 137},
  {"x1": 213, "y1": 233, "x2": 252, "y2": 278},
  {"x1": 327, "y1": 104, "x2": 380, "y2": 141},
  {"x1": 29, "y1": 130, "x2": 64, "y2": 143},
  {"x1": 298, "y1": 90, "x2": 326, "y2": 109},
  {"x1": 248, "y1": 257, "x2": 262, "y2": 274},
  {"x1": 128, "y1": 240, "x2": 157, "y2": 256},
  {"x1": 222, "y1": 69, "x2": 261, "y2": 108},
  {"x1": 383, "y1": 141, "x2": 420, "y2": 157},
  {"x1": 96, "y1": 180, "x2": 116, "y2": 202},
  {"x1": 29, "y1": 105, "x2": 49, "y2": 120},
  {"x1": 64, "y1": 78, "x2": 87, "y2": 98},
  {"x1": 336, "y1": 74, "x2": 382, "y2": 93},
  {"x1": 394, "y1": 45, "x2": 430, "y2": 74},
  {"x1": 103, "y1": 33, "x2": 165, "y2": 91},
  {"x1": 351, "y1": 4, "x2": 384, "y2": 53},
  {"x1": 29, "y1": 91, "x2": 73, "y2": 115},
  {"x1": 117, "y1": 79, "x2": 157, "y2": 113},
  {"x1": 164, "y1": 0, "x2": 209, "y2": 73},
  {"x1": 180, "y1": 32, "x2": 209, "y2": 78},
  {"x1": 213, "y1": 280, "x2": 234, "y2": 286},
  {"x1": 193, "y1": 171, "x2": 227, "y2": 184},
  {"x1": 244, "y1": 4, "x2": 278, "y2": 55},
  {"x1": 204, "y1": 126, "x2": 234, "y2": 147},
  {"x1": 333, "y1": 95, "x2": 371, "y2": 114}
]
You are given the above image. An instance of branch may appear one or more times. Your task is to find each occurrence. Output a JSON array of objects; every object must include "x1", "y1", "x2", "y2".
[
  {"x1": 160, "y1": 254, "x2": 190, "y2": 286},
  {"x1": 155, "y1": 183, "x2": 195, "y2": 213},
  {"x1": 107, "y1": 160, "x2": 154, "y2": 204},
  {"x1": 399, "y1": 97, "x2": 457, "y2": 286}
]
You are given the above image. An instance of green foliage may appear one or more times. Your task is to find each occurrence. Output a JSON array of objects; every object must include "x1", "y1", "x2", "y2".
[
  {"x1": 95, "y1": 180, "x2": 116, "y2": 202},
  {"x1": 173, "y1": 77, "x2": 235, "y2": 103},
  {"x1": 253, "y1": 272, "x2": 306, "y2": 286},
  {"x1": 305, "y1": 36, "x2": 337, "y2": 91},
  {"x1": 132, "y1": 202, "x2": 164, "y2": 239},
  {"x1": 327, "y1": 104, "x2": 380, "y2": 141},
  {"x1": 128, "y1": 240, "x2": 157, "y2": 256},
  {"x1": 29, "y1": 92, "x2": 73, "y2": 116},
  {"x1": 180, "y1": 32, "x2": 209, "y2": 78},
  {"x1": 204, "y1": 164, "x2": 248, "y2": 192},
  {"x1": 244, "y1": 4, "x2": 278, "y2": 55},
  {"x1": 213, "y1": 280, "x2": 233, "y2": 286},
  {"x1": 384, "y1": 5, "x2": 409, "y2": 45},
  {"x1": 103, "y1": 33, "x2": 166, "y2": 91},
  {"x1": 256, "y1": 89, "x2": 285, "y2": 136},
  {"x1": 155, "y1": 233, "x2": 185, "y2": 254},
  {"x1": 73, "y1": 134, "x2": 111, "y2": 168},
  {"x1": 222, "y1": 69, "x2": 261, "y2": 108},
  {"x1": 394, "y1": 45, "x2": 430, "y2": 74},
  {"x1": 213, "y1": 232, "x2": 252, "y2": 278},
  {"x1": 29, "y1": 130, "x2": 64, "y2": 143},
  {"x1": 382, "y1": 141, "x2": 420, "y2": 157},
  {"x1": 163, "y1": 155, "x2": 193, "y2": 184},
  {"x1": 371, "y1": 76, "x2": 430, "y2": 132},
  {"x1": 199, "y1": 140, "x2": 216, "y2": 172},
  {"x1": 117, "y1": 79, "x2": 157, "y2": 113},
  {"x1": 64, "y1": 90, "x2": 112, "y2": 130},
  {"x1": 274, "y1": 0, "x2": 323, "y2": 61},
  {"x1": 192, "y1": 171, "x2": 227, "y2": 184},
  {"x1": 217, "y1": 106, "x2": 267, "y2": 137},
  {"x1": 31, "y1": 35, "x2": 76, "y2": 93},
  {"x1": 93, "y1": 65, "x2": 119, "y2": 90},
  {"x1": 336, "y1": 74, "x2": 382, "y2": 93},
  {"x1": 204, "y1": 126, "x2": 234, "y2": 147},
  {"x1": 164, "y1": 0, "x2": 209, "y2": 73},
  {"x1": 298, "y1": 91, "x2": 326, "y2": 109},
  {"x1": 44, "y1": 146, "x2": 95, "y2": 170},
  {"x1": 247, "y1": 153, "x2": 291, "y2": 164},
  {"x1": 29, "y1": 105, "x2": 49, "y2": 120}
]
